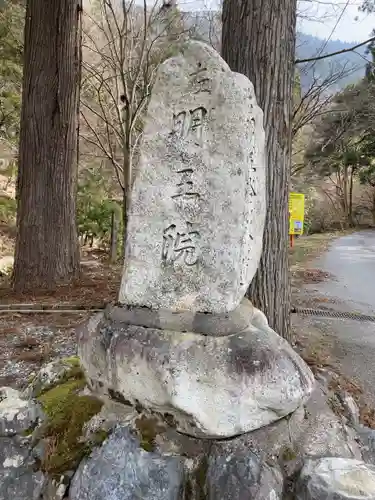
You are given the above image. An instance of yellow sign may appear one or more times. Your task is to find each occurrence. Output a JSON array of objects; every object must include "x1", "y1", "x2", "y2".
[{"x1": 289, "y1": 192, "x2": 305, "y2": 235}]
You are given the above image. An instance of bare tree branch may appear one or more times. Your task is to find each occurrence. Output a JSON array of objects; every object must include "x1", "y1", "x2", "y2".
[
  {"x1": 80, "y1": 0, "x2": 189, "y2": 235},
  {"x1": 295, "y1": 37, "x2": 375, "y2": 64}
]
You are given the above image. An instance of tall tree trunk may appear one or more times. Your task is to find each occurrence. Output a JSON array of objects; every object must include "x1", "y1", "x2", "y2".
[
  {"x1": 13, "y1": 0, "x2": 81, "y2": 291},
  {"x1": 110, "y1": 209, "x2": 118, "y2": 263},
  {"x1": 343, "y1": 165, "x2": 349, "y2": 224},
  {"x1": 76, "y1": 0, "x2": 83, "y2": 172},
  {"x1": 222, "y1": 0, "x2": 297, "y2": 340},
  {"x1": 122, "y1": 146, "x2": 131, "y2": 257},
  {"x1": 348, "y1": 166, "x2": 355, "y2": 227}
]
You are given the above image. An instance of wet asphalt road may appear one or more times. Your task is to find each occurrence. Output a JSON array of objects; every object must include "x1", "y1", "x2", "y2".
[
  {"x1": 298, "y1": 230, "x2": 375, "y2": 404},
  {"x1": 312, "y1": 230, "x2": 375, "y2": 315}
]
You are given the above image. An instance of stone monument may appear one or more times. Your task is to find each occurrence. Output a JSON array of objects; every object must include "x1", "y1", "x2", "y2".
[
  {"x1": 118, "y1": 41, "x2": 265, "y2": 314},
  {"x1": 78, "y1": 40, "x2": 314, "y2": 439},
  {"x1": 2, "y1": 40, "x2": 373, "y2": 500}
]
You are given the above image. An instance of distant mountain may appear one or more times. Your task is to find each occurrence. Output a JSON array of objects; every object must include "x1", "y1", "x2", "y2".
[
  {"x1": 184, "y1": 11, "x2": 368, "y2": 93},
  {"x1": 296, "y1": 33, "x2": 367, "y2": 92}
]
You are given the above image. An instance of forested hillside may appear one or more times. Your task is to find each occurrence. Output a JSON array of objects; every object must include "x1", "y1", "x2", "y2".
[
  {"x1": 186, "y1": 11, "x2": 368, "y2": 91},
  {"x1": 296, "y1": 33, "x2": 367, "y2": 91}
]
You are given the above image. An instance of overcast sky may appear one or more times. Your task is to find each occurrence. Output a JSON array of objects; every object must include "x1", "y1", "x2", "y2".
[
  {"x1": 179, "y1": 0, "x2": 375, "y2": 43},
  {"x1": 298, "y1": 0, "x2": 375, "y2": 42}
]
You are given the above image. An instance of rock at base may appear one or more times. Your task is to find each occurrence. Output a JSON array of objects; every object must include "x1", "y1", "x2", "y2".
[
  {"x1": 0, "y1": 436, "x2": 45, "y2": 500},
  {"x1": 208, "y1": 444, "x2": 283, "y2": 500},
  {"x1": 296, "y1": 457, "x2": 375, "y2": 500},
  {"x1": 0, "y1": 387, "x2": 43, "y2": 437},
  {"x1": 357, "y1": 426, "x2": 375, "y2": 465},
  {"x1": 69, "y1": 426, "x2": 184, "y2": 500},
  {"x1": 295, "y1": 387, "x2": 362, "y2": 461},
  {"x1": 78, "y1": 301, "x2": 314, "y2": 438}
]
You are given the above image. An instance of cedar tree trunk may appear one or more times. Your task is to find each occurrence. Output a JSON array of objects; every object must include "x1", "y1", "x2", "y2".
[
  {"x1": 222, "y1": 0, "x2": 297, "y2": 340},
  {"x1": 13, "y1": 0, "x2": 81, "y2": 291}
]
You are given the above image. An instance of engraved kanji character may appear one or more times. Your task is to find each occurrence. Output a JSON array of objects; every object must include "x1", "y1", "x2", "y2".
[
  {"x1": 172, "y1": 107, "x2": 207, "y2": 143},
  {"x1": 162, "y1": 223, "x2": 200, "y2": 266},
  {"x1": 172, "y1": 111, "x2": 187, "y2": 138},
  {"x1": 190, "y1": 107, "x2": 207, "y2": 143},
  {"x1": 172, "y1": 168, "x2": 200, "y2": 201},
  {"x1": 189, "y1": 67, "x2": 212, "y2": 94}
]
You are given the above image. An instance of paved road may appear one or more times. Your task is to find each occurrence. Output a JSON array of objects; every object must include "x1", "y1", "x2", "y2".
[
  {"x1": 311, "y1": 230, "x2": 375, "y2": 315},
  {"x1": 295, "y1": 230, "x2": 375, "y2": 405}
]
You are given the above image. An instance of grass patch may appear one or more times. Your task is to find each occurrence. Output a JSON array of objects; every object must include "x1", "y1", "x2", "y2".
[
  {"x1": 37, "y1": 365, "x2": 103, "y2": 475},
  {"x1": 289, "y1": 232, "x2": 341, "y2": 269}
]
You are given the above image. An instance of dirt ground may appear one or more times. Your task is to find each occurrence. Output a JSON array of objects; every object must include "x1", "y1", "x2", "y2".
[{"x1": 0, "y1": 229, "x2": 122, "y2": 387}]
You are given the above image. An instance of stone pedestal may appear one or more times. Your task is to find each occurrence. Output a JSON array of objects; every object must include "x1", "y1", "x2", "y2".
[{"x1": 78, "y1": 300, "x2": 314, "y2": 439}]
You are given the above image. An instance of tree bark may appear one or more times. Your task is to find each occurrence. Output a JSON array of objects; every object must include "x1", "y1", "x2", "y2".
[
  {"x1": 13, "y1": 0, "x2": 81, "y2": 291},
  {"x1": 222, "y1": 0, "x2": 297, "y2": 341},
  {"x1": 110, "y1": 209, "x2": 118, "y2": 263},
  {"x1": 348, "y1": 166, "x2": 355, "y2": 227},
  {"x1": 343, "y1": 165, "x2": 349, "y2": 223}
]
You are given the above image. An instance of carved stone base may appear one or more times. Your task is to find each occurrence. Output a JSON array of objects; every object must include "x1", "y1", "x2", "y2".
[{"x1": 77, "y1": 300, "x2": 315, "y2": 438}]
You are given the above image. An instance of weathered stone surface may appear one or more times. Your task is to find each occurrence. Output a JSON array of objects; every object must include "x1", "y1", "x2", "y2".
[
  {"x1": 0, "y1": 387, "x2": 43, "y2": 437},
  {"x1": 208, "y1": 441, "x2": 283, "y2": 500},
  {"x1": 78, "y1": 302, "x2": 314, "y2": 438},
  {"x1": 0, "y1": 435, "x2": 45, "y2": 500},
  {"x1": 295, "y1": 387, "x2": 363, "y2": 461},
  {"x1": 82, "y1": 399, "x2": 135, "y2": 443},
  {"x1": 118, "y1": 40, "x2": 266, "y2": 313},
  {"x1": 193, "y1": 386, "x2": 362, "y2": 488},
  {"x1": 357, "y1": 426, "x2": 375, "y2": 465},
  {"x1": 296, "y1": 458, "x2": 375, "y2": 500},
  {"x1": 41, "y1": 474, "x2": 71, "y2": 500},
  {"x1": 69, "y1": 426, "x2": 184, "y2": 500},
  {"x1": 336, "y1": 391, "x2": 360, "y2": 426}
]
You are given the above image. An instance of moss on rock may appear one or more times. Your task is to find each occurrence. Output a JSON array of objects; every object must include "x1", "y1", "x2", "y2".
[
  {"x1": 37, "y1": 364, "x2": 103, "y2": 475},
  {"x1": 194, "y1": 456, "x2": 209, "y2": 500},
  {"x1": 90, "y1": 428, "x2": 110, "y2": 446},
  {"x1": 280, "y1": 445, "x2": 298, "y2": 463},
  {"x1": 63, "y1": 356, "x2": 80, "y2": 367},
  {"x1": 135, "y1": 414, "x2": 167, "y2": 452},
  {"x1": 27, "y1": 356, "x2": 85, "y2": 399}
]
